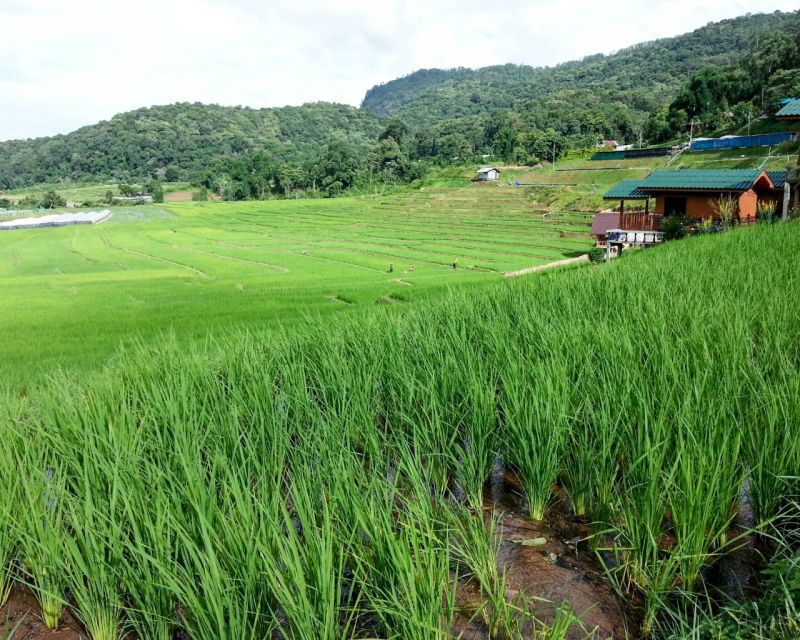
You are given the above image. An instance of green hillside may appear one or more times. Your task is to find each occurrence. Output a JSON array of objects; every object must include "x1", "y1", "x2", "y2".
[
  {"x1": 0, "y1": 102, "x2": 384, "y2": 189},
  {"x1": 361, "y1": 11, "x2": 798, "y2": 128}
]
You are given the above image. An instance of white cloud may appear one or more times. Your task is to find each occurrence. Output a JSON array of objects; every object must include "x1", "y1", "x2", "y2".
[{"x1": 0, "y1": 0, "x2": 796, "y2": 140}]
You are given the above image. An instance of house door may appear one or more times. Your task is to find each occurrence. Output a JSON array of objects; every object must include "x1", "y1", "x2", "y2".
[{"x1": 664, "y1": 196, "x2": 687, "y2": 216}]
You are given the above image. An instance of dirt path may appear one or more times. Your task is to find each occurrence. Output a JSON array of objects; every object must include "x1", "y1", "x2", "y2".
[{"x1": 503, "y1": 255, "x2": 589, "y2": 278}]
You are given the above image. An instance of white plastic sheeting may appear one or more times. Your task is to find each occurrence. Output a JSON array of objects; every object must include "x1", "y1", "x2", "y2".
[{"x1": 0, "y1": 210, "x2": 111, "y2": 230}]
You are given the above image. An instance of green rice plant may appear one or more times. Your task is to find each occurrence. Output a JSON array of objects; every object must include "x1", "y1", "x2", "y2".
[
  {"x1": 162, "y1": 466, "x2": 277, "y2": 640},
  {"x1": 562, "y1": 422, "x2": 595, "y2": 518},
  {"x1": 61, "y1": 494, "x2": 125, "y2": 640},
  {"x1": 262, "y1": 465, "x2": 355, "y2": 640},
  {"x1": 582, "y1": 385, "x2": 624, "y2": 551},
  {"x1": 668, "y1": 420, "x2": 743, "y2": 590},
  {"x1": 0, "y1": 410, "x2": 23, "y2": 607},
  {"x1": 382, "y1": 353, "x2": 458, "y2": 497},
  {"x1": 351, "y1": 462, "x2": 456, "y2": 639},
  {"x1": 450, "y1": 507, "x2": 531, "y2": 639},
  {"x1": 17, "y1": 455, "x2": 67, "y2": 630},
  {"x1": 602, "y1": 421, "x2": 677, "y2": 636},
  {"x1": 541, "y1": 604, "x2": 594, "y2": 640},
  {"x1": 743, "y1": 365, "x2": 800, "y2": 524},
  {"x1": 452, "y1": 370, "x2": 499, "y2": 510},
  {"x1": 116, "y1": 468, "x2": 178, "y2": 640},
  {"x1": 501, "y1": 358, "x2": 568, "y2": 521}
]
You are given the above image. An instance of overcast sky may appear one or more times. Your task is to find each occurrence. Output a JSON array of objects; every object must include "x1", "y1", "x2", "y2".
[{"x1": 1, "y1": 0, "x2": 797, "y2": 141}]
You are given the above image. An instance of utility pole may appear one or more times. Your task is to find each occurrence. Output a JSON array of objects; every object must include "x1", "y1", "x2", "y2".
[
  {"x1": 552, "y1": 142, "x2": 556, "y2": 172},
  {"x1": 689, "y1": 118, "x2": 696, "y2": 145}
]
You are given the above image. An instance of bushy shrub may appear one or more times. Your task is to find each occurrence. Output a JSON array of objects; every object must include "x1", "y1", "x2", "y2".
[
  {"x1": 757, "y1": 201, "x2": 777, "y2": 224},
  {"x1": 662, "y1": 216, "x2": 687, "y2": 240},
  {"x1": 588, "y1": 247, "x2": 606, "y2": 263},
  {"x1": 40, "y1": 190, "x2": 66, "y2": 209}
]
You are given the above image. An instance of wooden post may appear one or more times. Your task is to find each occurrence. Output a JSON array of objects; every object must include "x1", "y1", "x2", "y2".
[
  {"x1": 783, "y1": 182, "x2": 791, "y2": 221},
  {"x1": 645, "y1": 198, "x2": 649, "y2": 215}
]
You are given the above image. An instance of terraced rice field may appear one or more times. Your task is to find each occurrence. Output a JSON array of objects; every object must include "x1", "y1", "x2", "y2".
[{"x1": 0, "y1": 184, "x2": 594, "y2": 380}]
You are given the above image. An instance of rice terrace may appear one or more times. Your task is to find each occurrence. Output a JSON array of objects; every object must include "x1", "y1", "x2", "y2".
[
  {"x1": 2, "y1": 4, "x2": 800, "y2": 640},
  {"x1": 0, "y1": 184, "x2": 593, "y2": 378}
]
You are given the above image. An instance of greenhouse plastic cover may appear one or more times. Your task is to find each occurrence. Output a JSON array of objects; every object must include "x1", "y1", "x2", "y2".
[{"x1": 0, "y1": 210, "x2": 111, "y2": 230}]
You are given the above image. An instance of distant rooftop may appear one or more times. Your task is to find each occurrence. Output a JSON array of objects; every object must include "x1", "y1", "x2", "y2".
[
  {"x1": 767, "y1": 171, "x2": 787, "y2": 190},
  {"x1": 776, "y1": 99, "x2": 800, "y2": 117},
  {"x1": 590, "y1": 212, "x2": 620, "y2": 235}
]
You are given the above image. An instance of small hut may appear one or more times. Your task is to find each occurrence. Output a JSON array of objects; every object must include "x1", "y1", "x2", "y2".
[{"x1": 477, "y1": 167, "x2": 500, "y2": 181}]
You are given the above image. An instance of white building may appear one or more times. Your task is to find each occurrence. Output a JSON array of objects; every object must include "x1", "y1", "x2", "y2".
[{"x1": 477, "y1": 167, "x2": 500, "y2": 181}]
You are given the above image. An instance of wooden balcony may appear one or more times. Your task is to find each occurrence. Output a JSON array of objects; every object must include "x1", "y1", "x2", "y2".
[{"x1": 619, "y1": 213, "x2": 663, "y2": 231}]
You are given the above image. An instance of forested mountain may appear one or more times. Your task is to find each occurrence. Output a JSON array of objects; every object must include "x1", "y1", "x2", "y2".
[
  {"x1": 649, "y1": 21, "x2": 800, "y2": 141},
  {"x1": 1, "y1": 10, "x2": 798, "y2": 192},
  {"x1": 356, "y1": 10, "x2": 799, "y2": 167},
  {"x1": 0, "y1": 102, "x2": 383, "y2": 189},
  {"x1": 361, "y1": 11, "x2": 798, "y2": 128}
]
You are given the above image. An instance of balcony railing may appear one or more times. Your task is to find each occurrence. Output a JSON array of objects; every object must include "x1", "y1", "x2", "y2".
[{"x1": 619, "y1": 213, "x2": 663, "y2": 231}]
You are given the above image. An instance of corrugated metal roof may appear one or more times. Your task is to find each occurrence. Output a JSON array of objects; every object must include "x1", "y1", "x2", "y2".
[
  {"x1": 603, "y1": 179, "x2": 649, "y2": 199},
  {"x1": 767, "y1": 171, "x2": 788, "y2": 189},
  {"x1": 776, "y1": 99, "x2": 800, "y2": 117},
  {"x1": 590, "y1": 213, "x2": 620, "y2": 235},
  {"x1": 638, "y1": 170, "x2": 765, "y2": 191}
]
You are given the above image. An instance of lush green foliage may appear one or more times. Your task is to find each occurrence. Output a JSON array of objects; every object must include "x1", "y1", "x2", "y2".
[
  {"x1": 2, "y1": 11, "x2": 798, "y2": 191},
  {"x1": 0, "y1": 102, "x2": 384, "y2": 189},
  {"x1": 649, "y1": 19, "x2": 800, "y2": 141}
]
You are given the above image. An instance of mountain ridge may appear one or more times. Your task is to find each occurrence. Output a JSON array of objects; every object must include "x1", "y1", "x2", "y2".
[{"x1": 360, "y1": 10, "x2": 798, "y2": 125}]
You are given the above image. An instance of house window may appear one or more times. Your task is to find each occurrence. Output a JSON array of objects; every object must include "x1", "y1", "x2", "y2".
[{"x1": 664, "y1": 196, "x2": 687, "y2": 216}]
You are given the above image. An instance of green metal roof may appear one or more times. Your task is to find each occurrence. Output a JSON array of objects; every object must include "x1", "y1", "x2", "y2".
[
  {"x1": 637, "y1": 170, "x2": 768, "y2": 191},
  {"x1": 603, "y1": 179, "x2": 649, "y2": 199},
  {"x1": 604, "y1": 170, "x2": 785, "y2": 201},
  {"x1": 767, "y1": 171, "x2": 788, "y2": 189},
  {"x1": 776, "y1": 99, "x2": 800, "y2": 117}
]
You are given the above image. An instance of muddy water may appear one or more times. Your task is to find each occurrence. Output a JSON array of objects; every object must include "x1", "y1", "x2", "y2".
[
  {"x1": 707, "y1": 477, "x2": 763, "y2": 602},
  {"x1": 453, "y1": 465, "x2": 639, "y2": 639}
]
